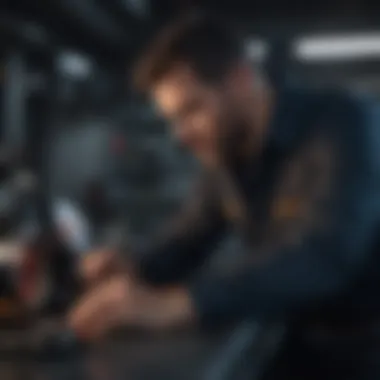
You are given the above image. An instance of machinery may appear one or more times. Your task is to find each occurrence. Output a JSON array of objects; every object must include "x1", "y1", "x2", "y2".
[
  {"x1": 0, "y1": 150, "x2": 92, "y2": 326},
  {"x1": 0, "y1": 157, "x2": 41, "y2": 325}
]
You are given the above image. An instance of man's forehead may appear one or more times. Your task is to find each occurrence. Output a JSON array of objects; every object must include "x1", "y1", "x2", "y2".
[{"x1": 152, "y1": 66, "x2": 201, "y2": 109}]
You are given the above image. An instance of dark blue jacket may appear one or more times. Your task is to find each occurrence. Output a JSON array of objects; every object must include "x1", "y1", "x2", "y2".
[{"x1": 137, "y1": 87, "x2": 380, "y2": 326}]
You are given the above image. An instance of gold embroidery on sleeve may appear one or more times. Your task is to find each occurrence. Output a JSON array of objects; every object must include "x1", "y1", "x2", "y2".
[{"x1": 270, "y1": 136, "x2": 336, "y2": 247}]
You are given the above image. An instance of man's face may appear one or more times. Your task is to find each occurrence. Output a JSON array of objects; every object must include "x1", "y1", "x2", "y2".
[{"x1": 152, "y1": 65, "x2": 246, "y2": 166}]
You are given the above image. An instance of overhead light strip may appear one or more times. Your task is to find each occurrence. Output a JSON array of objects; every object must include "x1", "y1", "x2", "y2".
[{"x1": 294, "y1": 33, "x2": 380, "y2": 61}]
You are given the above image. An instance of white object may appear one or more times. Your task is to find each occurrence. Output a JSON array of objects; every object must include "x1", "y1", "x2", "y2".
[
  {"x1": 52, "y1": 198, "x2": 92, "y2": 255},
  {"x1": 294, "y1": 33, "x2": 380, "y2": 61}
]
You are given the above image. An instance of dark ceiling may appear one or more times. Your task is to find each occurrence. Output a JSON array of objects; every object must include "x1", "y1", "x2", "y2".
[{"x1": 1, "y1": 0, "x2": 379, "y2": 64}]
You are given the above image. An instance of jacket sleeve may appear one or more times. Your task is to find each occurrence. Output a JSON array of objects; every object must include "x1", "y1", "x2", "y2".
[
  {"x1": 136, "y1": 175, "x2": 227, "y2": 286},
  {"x1": 189, "y1": 102, "x2": 380, "y2": 326}
]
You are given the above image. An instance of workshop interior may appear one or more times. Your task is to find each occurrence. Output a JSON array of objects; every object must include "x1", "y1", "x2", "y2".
[{"x1": 0, "y1": 0, "x2": 379, "y2": 379}]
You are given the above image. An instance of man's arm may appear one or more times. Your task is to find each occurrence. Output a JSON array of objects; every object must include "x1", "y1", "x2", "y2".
[
  {"x1": 68, "y1": 98, "x2": 380, "y2": 336},
  {"x1": 187, "y1": 103, "x2": 380, "y2": 326},
  {"x1": 136, "y1": 175, "x2": 227, "y2": 286}
]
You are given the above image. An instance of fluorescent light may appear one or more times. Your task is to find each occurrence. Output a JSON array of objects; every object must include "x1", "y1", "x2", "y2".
[
  {"x1": 295, "y1": 33, "x2": 380, "y2": 61},
  {"x1": 245, "y1": 40, "x2": 268, "y2": 62}
]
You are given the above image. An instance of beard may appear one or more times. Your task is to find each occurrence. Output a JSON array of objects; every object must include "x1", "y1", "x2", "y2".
[{"x1": 217, "y1": 109, "x2": 255, "y2": 168}]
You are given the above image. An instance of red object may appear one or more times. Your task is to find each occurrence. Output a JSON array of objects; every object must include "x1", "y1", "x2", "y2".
[{"x1": 18, "y1": 245, "x2": 40, "y2": 305}]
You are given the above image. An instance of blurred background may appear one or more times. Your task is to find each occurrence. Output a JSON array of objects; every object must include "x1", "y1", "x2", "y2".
[
  {"x1": 0, "y1": 0, "x2": 378, "y2": 377},
  {"x1": 1, "y1": 0, "x2": 380, "y2": 244}
]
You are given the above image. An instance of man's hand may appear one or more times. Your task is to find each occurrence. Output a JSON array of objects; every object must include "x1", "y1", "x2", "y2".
[
  {"x1": 68, "y1": 274, "x2": 196, "y2": 340},
  {"x1": 79, "y1": 249, "x2": 126, "y2": 287}
]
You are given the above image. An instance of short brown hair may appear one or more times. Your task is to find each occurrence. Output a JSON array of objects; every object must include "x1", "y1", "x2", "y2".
[{"x1": 133, "y1": 14, "x2": 244, "y2": 93}]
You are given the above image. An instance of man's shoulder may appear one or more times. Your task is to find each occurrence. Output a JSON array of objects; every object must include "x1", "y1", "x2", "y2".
[
  {"x1": 316, "y1": 87, "x2": 377, "y2": 122},
  {"x1": 298, "y1": 87, "x2": 380, "y2": 174},
  {"x1": 282, "y1": 85, "x2": 377, "y2": 119},
  {"x1": 318, "y1": 89, "x2": 379, "y2": 149},
  {"x1": 284, "y1": 86, "x2": 378, "y2": 142},
  {"x1": 275, "y1": 86, "x2": 380, "y2": 178}
]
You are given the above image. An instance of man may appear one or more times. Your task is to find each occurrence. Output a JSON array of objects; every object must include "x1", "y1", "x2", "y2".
[{"x1": 69, "y1": 15, "x2": 380, "y2": 379}]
